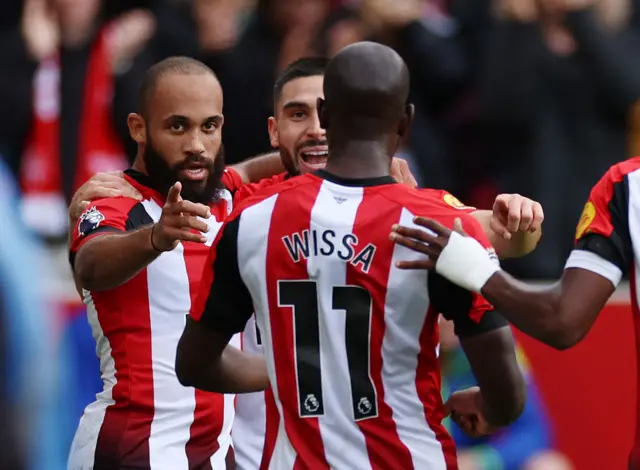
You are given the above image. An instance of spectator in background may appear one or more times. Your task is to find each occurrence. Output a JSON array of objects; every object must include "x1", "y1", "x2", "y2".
[
  {"x1": 439, "y1": 318, "x2": 574, "y2": 470},
  {"x1": 311, "y1": 0, "x2": 472, "y2": 189},
  {"x1": 476, "y1": 0, "x2": 640, "y2": 278},
  {"x1": 0, "y1": 158, "x2": 68, "y2": 470},
  {"x1": 0, "y1": 0, "x2": 155, "y2": 240}
]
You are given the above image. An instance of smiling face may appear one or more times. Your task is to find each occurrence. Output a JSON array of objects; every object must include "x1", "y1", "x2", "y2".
[
  {"x1": 128, "y1": 71, "x2": 226, "y2": 202},
  {"x1": 268, "y1": 75, "x2": 328, "y2": 175}
]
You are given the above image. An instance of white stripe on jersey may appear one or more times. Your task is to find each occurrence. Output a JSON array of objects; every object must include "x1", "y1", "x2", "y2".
[
  {"x1": 307, "y1": 182, "x2": 372, "y2": 467},
  {"x1": 67, "y1": 293, "x2": 116, "y2": 470},
  {"x1": 236, "y1": 195, "x2": 299, "y2": 467},
  {"x1": 144, "y1": 200, "x2": 196, "y2": 469},
  {"x1": 382, "y1": 208, "x2": 446, "y2": 469},
  {"x1": 234, "y1": 317, "x2": 267, "y2": 470}
]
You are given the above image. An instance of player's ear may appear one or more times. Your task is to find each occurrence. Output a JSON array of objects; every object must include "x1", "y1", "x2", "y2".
[
  {"x1": 398, "y1": 104, "x2": 414, "y2": 138},
  {"x1": 317, "y1": 98, "x2": 329, "y2": 129},
  {"x1": 267, "y1": 116, "x2": 280, "y2": 148},
  {"x1": 128, "y1": 113, "x2": 146, "y2": 145}
]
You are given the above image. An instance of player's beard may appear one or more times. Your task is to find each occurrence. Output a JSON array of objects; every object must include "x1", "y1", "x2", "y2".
[
  {"x1": 143, "y1": 136, "x2": 225, "y2": 204},
  {"x1": 279, "y1": 145, "x2": 300, "y2": 176}
]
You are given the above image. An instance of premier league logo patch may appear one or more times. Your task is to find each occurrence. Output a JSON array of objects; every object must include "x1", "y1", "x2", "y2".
[{"x1": 78, "y1": 206, "x2": 105, "y2": 237}]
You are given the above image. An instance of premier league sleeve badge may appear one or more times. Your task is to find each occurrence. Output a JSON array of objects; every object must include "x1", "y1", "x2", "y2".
[{"x1": 78, "y1": 206, "x2": 106, "y2": 237}]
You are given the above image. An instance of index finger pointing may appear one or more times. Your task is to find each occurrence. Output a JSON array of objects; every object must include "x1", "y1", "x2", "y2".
[{"x1": 167, "y1": 182, "x2": 182, "y2": 203}]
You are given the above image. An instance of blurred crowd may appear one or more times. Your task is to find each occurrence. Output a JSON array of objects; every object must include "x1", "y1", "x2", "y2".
[
  {"x1": 2, "y1": 0, "x2": 639, "y2": 468},
  {"x1": 3, "y1": 0, "x2": 640, "y2": 277}
]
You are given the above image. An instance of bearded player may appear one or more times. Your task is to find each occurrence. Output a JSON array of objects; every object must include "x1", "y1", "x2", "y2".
[{"x1": 68, "y1": 56, "x2": 282, "y2": 470}]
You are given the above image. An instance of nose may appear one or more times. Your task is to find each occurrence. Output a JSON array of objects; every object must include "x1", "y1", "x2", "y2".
[
  {"x1": 306, "y1": 114, "x2": 326, "y2": 140},
  {"x1": 184, "y1": 130, "x2": 206, "y2": 155}
]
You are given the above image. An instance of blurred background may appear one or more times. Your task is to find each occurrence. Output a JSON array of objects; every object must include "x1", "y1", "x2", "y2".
[{"x1": 1, "y1": 0, "x2": 639, "y2": 468}]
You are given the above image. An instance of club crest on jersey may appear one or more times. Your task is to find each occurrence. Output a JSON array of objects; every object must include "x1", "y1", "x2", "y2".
[
  {"x1": 576, "y1": 201, "x2": 596, "y2": 239},
  {"x1": 282, "y1": 229, "x2": 377, "y2": 273},
  {"x1": 443, "y1": 193, "x2": 474, "y2": 210},
  {"x1": 78, "y1": 206, "x2": 105, "y2": 236}
]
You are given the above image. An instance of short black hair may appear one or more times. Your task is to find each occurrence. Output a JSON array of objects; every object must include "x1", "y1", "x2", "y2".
[
  {"x1": 139, "y1": 56, "x2": 217, "y2": 118},
  {"x1": 273, "y1": 57, "x2": 330, "y2": 105},
  {"x1": 323, "y1": 42, "x2": 409, "y2": 137}
]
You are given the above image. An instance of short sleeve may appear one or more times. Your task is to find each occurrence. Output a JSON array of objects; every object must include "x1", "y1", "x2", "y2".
[
  {"x1": 69, "y1": 197, "x2": 138, "y2": 265},
  {"x1": 222, "y1": 167, "x2": 245, "y2": 193},
  {"x1": 429, "y1": 214, "x2": 508, "y2": 338},
  {"x1": 435, "y1": 190, "x2": 477, "y2": 213},
  {"x1": 565, "y1": 165, "x2": 633, "y2": 286},
  {"x1": 233, "y1": 173, "x2": 289, "y2": 205},
  {"x1": 190, "y1": 215, "x2": 254, "y2": 337}
]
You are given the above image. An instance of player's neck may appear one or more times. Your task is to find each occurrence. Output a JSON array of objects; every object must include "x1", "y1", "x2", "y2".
[
  {"x1": 132, "y1": 155, "x2": 148, "y2": 175},
  {"x1": 324, "y1": 141, "x2": 391, "y2": 180}
]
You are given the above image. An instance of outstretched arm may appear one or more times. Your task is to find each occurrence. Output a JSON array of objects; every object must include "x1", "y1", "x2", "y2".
[
  {"x1": 481, "y1": 266, "x2": 614, "y2": 349},
  {"x1": 229, "y1": 151, "x2": 284, "y2": 184},
  {"x1": 390, "y1": 217, "x2": 621, "y2": 350}
]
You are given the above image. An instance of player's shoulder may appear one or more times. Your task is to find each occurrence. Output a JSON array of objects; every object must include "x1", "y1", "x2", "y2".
[
  {"x1": 230, "y1": 173, "x2": 314, "y2": 219},
  {"x1": 380, "y1": 185, "x2": 476, "y2": 218},
  {"x1": 601, "y1": 157, "x2": 640, "y2": 184},
  {"x1": 82, "y1": 196, "x2": 141, "y2": 215}
]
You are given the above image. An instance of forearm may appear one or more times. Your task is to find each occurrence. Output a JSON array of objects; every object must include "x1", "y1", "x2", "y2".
[
  {"x1": 74, "y1": 226, "x2": 160, "y2": 291},
  {"x1": 231, "y1": 151, "x2": 284, "y2": 184},
  {"x1": 471, "y1": 210, "x2": 542, "y2": 259},
  {"x1": 481, "y1": 272, "x2": 571, "y2": 348},
  {"x1": 186, "y1": 346, "x2": 269, "y2": 394}
]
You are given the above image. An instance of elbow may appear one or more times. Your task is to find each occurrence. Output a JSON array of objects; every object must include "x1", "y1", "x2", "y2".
[
  {"x1": 541, "y1": 313, "x2": 588, "y2": 351},
  {"x1": 175, "y1": 342, "x2": 198, "y2": 388},
  {"x1": 487, "y1": 382, "x2": 527, "y2": 428},
  {"x1": 75, "y1": 259, "x2": 99, "y2": 292},
  {"x1": 545, "y1": 328, "x2": 585, "y2": 351}
]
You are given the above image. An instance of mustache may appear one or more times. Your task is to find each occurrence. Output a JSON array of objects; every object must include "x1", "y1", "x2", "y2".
[
  {"x1": 296, "y1": 140, "x2": 328, "y2": 152},
  {"x1": 174, "y1": 154, "x2": 213, "y2": 167}
]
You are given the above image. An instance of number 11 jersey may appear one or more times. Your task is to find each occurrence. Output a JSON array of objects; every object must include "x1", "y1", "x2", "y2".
[{"x1": 191, "y1": 170, "x2": 498, "y2": 470}]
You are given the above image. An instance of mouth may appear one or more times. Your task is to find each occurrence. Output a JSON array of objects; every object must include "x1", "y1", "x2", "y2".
[
  {"x1": 180, "y1": 166, "x2": 209, "y2": 182},
  {"x1": 300, "y1": 147, "x2": 329, "y2": 170}
]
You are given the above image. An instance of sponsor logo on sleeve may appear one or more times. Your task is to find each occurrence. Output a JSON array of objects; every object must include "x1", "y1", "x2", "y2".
[
  {"x1": 78, "y1": 206, "x2": 105, "y2": 237},
  {"x1": 575, "y1": 201, "x2": 596, "y2": 239}
]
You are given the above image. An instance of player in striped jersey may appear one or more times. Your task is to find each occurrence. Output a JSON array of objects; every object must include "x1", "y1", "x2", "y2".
[
  {"x1": 68, "y1": 57, "x2": 284, "y2": 470},
  {"x1": 232, "y1": 56, "x2": 545, "y2": 470},
  {"x1": 176, "y1": 42, "x2": 527, "y2": 469},
  {"x1": 390, "y1": 156, "x2": 640, "y2": 469}
]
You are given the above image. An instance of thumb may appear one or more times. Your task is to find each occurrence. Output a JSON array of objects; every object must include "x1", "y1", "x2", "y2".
[
  {"x1": 443, "y1": 398, "x2": 453, "y2": 417},
  {"x1": 489, "y1": 216, "x2": 512, "y2": 240}
]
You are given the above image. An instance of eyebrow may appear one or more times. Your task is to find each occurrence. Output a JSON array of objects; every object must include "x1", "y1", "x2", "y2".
[
  {"x1": 282, "y1": 101, "x2": 310, "y2": 111},
  {"x1": 163, "y1": 114, "x2": 223, "y2": 123}
]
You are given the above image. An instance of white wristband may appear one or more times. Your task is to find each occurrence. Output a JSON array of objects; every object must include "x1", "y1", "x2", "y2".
[{"x1": 435, "y1": 231, "x2": 501, "y2": 292}]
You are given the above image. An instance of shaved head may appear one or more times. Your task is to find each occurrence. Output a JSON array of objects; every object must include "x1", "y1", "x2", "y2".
[
  {"x1": 321, "y1": 42, "x2": 410, "y2": 137},
  {"x1": 139, "y1": 56, "x2": 219, "y2": 118}
]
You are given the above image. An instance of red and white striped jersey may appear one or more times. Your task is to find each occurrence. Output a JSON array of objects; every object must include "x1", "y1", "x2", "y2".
[
  {"x1": 68, "y1": 167, "x2": 243, "y2": 470},
  {"x1": 232, "y1": 172, "x2": 290, "y2": 470},
  {"x1": 564, "y1": 157, "x2": 640, "y2": 470},
  {"x1": 193, "y1": 170, "x2": 498, "y2": 470}
]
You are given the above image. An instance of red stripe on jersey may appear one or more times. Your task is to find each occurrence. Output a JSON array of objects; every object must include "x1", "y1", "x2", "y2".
[
  {"x1": 346, "y1": 189, "x2": 414, "y2": 468},
  {"x1": 185, "y1": 240, "x2": 225, "y2": 468},
  {"x1": 260, "y1": 387, "x2": 281, "y2": 470},
  {"x1": 264, "y1": 179, "x2": 330, "y2": 469},
  {"x1": 93, "y1": 273, "x2": 154, "y2": 469},
  {"x1": 417, "y1": 306, "x2": 458, "y2": 470},
  {"x1": 630, "y1": 266, "x2": 640, "y2": 469}
]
